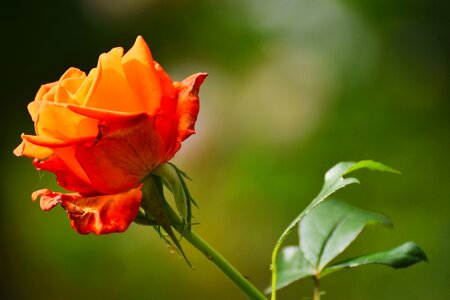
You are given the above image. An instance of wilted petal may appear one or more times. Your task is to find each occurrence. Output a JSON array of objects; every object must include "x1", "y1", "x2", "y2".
[
  {"x1": 62, "y1": 185, "x2": 142, "y2": 234},
  {"x1": 32, "y1": 186, "x2": 143, "y2": 234},
  {"x1": 31, "y1": 189, "x2": 67, "y2": 211}
]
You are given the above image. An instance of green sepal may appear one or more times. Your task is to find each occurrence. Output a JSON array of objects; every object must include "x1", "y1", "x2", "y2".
[
  {"x1": 133, "y1": 209, "x2": 158, "y2": 226},
  {"x1": 140, "y1": 174, "x2": 191, "y2": 267},
  {"x1": 153, "y1": 163, "x2": 197, "y2": 231}
]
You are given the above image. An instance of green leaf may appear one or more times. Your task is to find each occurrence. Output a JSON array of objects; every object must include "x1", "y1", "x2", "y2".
[
  {"x1": 344, "y1": 160, "x2": 401, "y2": 176},
  {"x1": 271, "y1": 246, "x2": 314, "y2": 291},
  {"x1": 270, "y1": 160, "x2": 398, "y2": 297},
  {"x1": 322, "y1": 242, "x2": 428, "y2": 277},
  {"x1": 272, "y1": 199, "x2": 391, "y2": 291},
  {"x1": 300, "y1": 199, "x2": 392, "y2": 273}
]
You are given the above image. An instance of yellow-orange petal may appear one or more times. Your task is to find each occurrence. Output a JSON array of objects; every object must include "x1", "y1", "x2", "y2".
[
  {"x1": 32, "y1": 186, "x2": 143, "y2": 234},
  {"x1": 122, "y1": 35, "x2": 163, "y2": 114},
  {"x1": 22, "y1": 133, "x2": 94, "y2": 148},
  {"x1": 35, "y1": 101, "x2": 98, "y2": 140},
  {"x1": 27, "y1": 101, "x2": 42, "y2": 122},
  {"x1": 67, "y1": 104, "x2": 147, "y2": 121},
  {"x1": 175, "y1": 72, "x2": 208, "y2": 142},
  {"x1": 73, "y1": 68, "x2": 100, "y2": 106},
  {"x1": 35, "y1": 81, "x2": 58, "y2": 101},
  {"x1": 54, "y1": 67, "x2": 87, "y2": 104},
  {"x1": 83, "y1": 47, "x2": 144, "y2": 112},
  {"x1": 13, "y1": 140, "x2": 53, "y2": 160}
]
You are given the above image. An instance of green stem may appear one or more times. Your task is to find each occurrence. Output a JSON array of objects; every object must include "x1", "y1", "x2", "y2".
[
  {"x1": 165, "y1": 205, "x2": 267, "y2": 300},
  {"x1": 313, "y1": 276, "x2": 320, "y2": 300}
]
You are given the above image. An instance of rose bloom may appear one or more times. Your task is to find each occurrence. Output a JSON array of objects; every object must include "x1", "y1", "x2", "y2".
[{"x1": 14, "y1": 36, "x2": 207, "y2": 234}]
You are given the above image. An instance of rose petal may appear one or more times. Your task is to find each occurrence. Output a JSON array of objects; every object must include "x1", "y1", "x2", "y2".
[
  {"x1": 175, "y1": 72, "x2": 208, "y2": 142},
  {"x1": 20, "y1": 135, "x2": 96, "y2": 191},
  {"x1": 33, "y1": 154, "x2": 98, "y2": 196},
  {"x1": 13, "y1": 140, "x2": 53, "y2": 160},
  {"x1": 28, "y1": 101, "x2": 42, "y2": 122},
  {"x1": 122, "y1": 35, "x2": 163, "y2": 114},
  {"x1": 154, "y1": 62, "x2": 177, "y2": 115},
  {"x1": 67, "y1": 104, "x2": 146, "y2": 121},
  {"x1": 22, "y1": 133, "x2": 94, "y2": 148},
  {"x1": 152, "y1": 63, "x2": 179, "y2": 155},
  {"x1": 75, "y1": 114, "x2": 167, "y2": 194},
  {"x1": 35, "y1": 101, "x2": 98, "y2": 140},
  {"x1": 62, "y1": 185, "x2": 143, "y2": 234},
  {"x1": 84, "y1": 47, "x2": 144, "y2": 112},
  {"x1": 35, "y1": 81, "x2": 58, "y2": 101},
  {"x1": 74, "y1": 68, "x2": 100, "y2": 106},
  {"x1": 31, "y1": 189, "x2": 67, "y2": 211},
  {"x1": 32, "y1": 186, "x2": 143, "y2": 234},
  {"x1": 54, "y1": 67, "x2": 87, "y2": 104}
]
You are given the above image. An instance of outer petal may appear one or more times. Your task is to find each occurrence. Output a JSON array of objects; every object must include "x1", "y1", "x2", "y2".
[
  {"x1": 32, "y1": 186, "x2": 142, "y2": 234},
  {"x1": 154, "y1": 62, "x2": 177, "y2": 115},
  {"x1": 152, "y1": 62, "x2": 179, "y2": 155},
  {"x1": 122, "y1": 35, "x2": 163, "y2": 114},
  {"x1": 75, "y1": 114, "x2": 168, "y2": 195},
  {"x1": 20, "y1": 135, "x2": 96, "y2": 189},
  {"x1": 33, "y1": 154, "x2": 98, "y2": 196},
  {"x1": 35, "y1": 81, "x2": 58, "y2": 101},
  {"x1": 175, "y1": 73, "x2": 208, "y2": 142},
  {"x1": 13, "y1": 140, "x2": 53, "y2": 160}
]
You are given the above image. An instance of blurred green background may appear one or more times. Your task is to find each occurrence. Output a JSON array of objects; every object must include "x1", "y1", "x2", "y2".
[{"x1": 1, "y1": 0, "x2": 449, "y2": 299}]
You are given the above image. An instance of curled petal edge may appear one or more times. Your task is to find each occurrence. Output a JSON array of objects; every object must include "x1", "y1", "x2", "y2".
[
  {"x1": 67, "y1": 104, "x2": 148, "y2": 121},
  {"x1": 32, "y1": 185, "x2": 143, "y2": 235},
  {"x1": 175, "y1": 72, "x2": 208, "y2": 142}
]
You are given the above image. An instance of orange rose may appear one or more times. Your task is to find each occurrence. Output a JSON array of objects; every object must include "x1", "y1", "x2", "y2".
[{"x1": 14, "y1": 36, "x2": 207, "y2": 234}]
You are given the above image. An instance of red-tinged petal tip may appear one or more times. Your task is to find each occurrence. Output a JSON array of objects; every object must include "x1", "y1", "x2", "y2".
[{"x1": 175, "y1": 72, "x2": 208, "y2": 142}]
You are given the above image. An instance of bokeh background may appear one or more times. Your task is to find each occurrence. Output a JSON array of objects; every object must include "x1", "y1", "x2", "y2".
[{"x1": 1, "y1": 0, "x2": 449, "y2": 299}]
